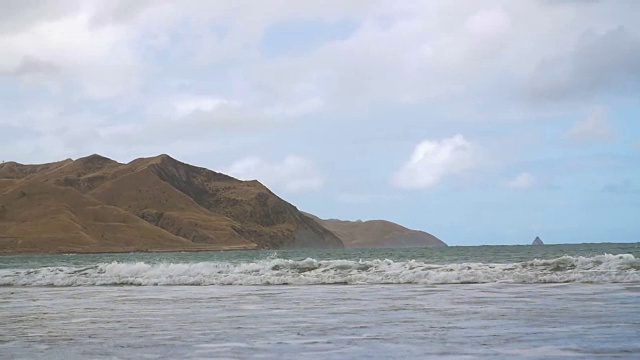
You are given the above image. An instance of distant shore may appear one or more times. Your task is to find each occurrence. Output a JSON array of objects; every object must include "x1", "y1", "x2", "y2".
[{"x1": 0, "y1": 244, "x2": 258, "y2": 257}]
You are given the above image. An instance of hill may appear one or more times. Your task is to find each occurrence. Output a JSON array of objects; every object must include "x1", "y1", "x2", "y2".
[
  {"x1": 304, "y1": 213, "x2": 446, "y2": 248},
  {"x1": 0, "y1": 155, "x2": 343, "y2": 254}
]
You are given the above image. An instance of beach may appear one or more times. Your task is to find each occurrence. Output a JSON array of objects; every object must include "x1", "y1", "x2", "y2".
[{"x1": 2, "y1": 243, "x2": 639, "y2": 359}]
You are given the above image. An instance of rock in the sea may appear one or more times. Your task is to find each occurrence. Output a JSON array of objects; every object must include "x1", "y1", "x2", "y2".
[{"x1": 532, "y1": 236, "x2": 544, "y2": 245}]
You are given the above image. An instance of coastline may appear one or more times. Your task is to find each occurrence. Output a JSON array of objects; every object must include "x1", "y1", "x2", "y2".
[{"x1": 0, "y1": 244, "x2": 258, "y2": 257}]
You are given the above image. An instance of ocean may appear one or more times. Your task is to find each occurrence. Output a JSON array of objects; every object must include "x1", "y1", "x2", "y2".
[{"x1": 1, "y1": 243, "x2": 639, "y2": 359}]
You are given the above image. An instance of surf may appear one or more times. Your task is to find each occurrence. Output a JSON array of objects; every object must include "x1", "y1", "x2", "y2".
[{"x1": 1, "y1": 253, "x2": 638, "y2": 286}]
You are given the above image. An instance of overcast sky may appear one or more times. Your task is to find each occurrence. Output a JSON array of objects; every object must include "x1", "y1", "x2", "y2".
[{"x1": 1, "y1": 0, "x2": 639, "y2": 245}]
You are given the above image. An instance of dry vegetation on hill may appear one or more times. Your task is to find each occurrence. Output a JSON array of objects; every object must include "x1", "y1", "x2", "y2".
[
  {"x1": 304, "y1": 213, "x2": 446, "y2": 248},
  {"x1": 0, "y1": 154, "x2": 343, "y2": 254}
]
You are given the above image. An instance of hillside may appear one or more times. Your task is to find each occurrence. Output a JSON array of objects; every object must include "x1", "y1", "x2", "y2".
[
  {"x1": 0, "y1": 155, "x2": 343, "y2": 254},
  {"x1": 304, "y1": 213, "x2": 446, "y2": 248}
]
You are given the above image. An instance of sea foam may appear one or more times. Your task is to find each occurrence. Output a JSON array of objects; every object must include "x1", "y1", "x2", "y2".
[{"x1": 1, "y1": 253, "x2": 638, "y2": 286}]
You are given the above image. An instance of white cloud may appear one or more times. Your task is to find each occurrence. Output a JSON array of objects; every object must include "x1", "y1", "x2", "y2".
[
  {"x1": 393, "y1": 134, "x2": 477, "y2": 189},
  {"x1": 1, "y1": 0, "x2": 639, "y2": 175},
  {"x1": 172, "y1": 96, "x2": 235, "y2": 117},
  {"x1": 527, "y1": 26, "x2": 640, "y2": 101},
  {"x1": 0, "y1": 10, "x2": 139, "y2": 98},
  {"x1": 465, "y1": 8, "x2": 512, "y2": 38},
  {"x1": 241, "y1": 1, "x2": 636, "y2": 114},
  {"x1": 249, "y1": 2, "x2": 520, "y2": 110},
  {"x1": 3, "y1": 0, "x2": 639, "y2": 107},
  {"x1": 0, "y1": 98, "x2": 269, "y2": 164},
  {"x1": 264, "y1": 97, "x2": 324, "y2": 118},
  {"x1": 102, "y1": 103, "x2": 276, "y2": 152},
  {"x1": 0, "y1": 1, "x2": 79, "y2": 35},
  {"x1": 567, "y1": 106, "x2": 616, "y2": 143},
  {"x1": 226, "y1": 155, "x2": 324, "y2": 193},
  {"x1": 507, "y1": 172, "x2": 536, "y2": 189}
]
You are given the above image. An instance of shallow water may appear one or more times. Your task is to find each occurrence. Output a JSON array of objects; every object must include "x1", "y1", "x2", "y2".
[{"x1": 1, "y1": 243, "x2": 639, "y2": 359}]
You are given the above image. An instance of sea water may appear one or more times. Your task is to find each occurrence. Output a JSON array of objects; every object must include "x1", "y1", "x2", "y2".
[{"x1": 1, "y1": 243, "x2": 639, "y2": 359}]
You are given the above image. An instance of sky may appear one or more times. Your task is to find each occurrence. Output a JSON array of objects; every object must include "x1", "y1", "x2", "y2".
[{"x1": 1, "y1": 0, "x2": 639, "y2": 246}]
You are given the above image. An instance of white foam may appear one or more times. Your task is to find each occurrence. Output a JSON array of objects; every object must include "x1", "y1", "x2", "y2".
[{"x1": 1, "y1": 254, "x2": 638, "y2": 286}]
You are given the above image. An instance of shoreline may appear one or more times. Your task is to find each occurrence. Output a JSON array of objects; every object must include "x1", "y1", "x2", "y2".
[{"x1": 0, "y1": 245, "x2": 260, "y2": 257}]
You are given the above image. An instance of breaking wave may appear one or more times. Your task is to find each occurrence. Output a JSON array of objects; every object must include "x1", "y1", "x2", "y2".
[{"x1": 1, "y1": 254, "x2": 639, "y2": 286}]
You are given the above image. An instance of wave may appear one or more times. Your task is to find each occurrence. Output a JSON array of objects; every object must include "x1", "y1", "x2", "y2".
[{"x1": 1, "y1": 254, "x2": 639, "y2": 286}]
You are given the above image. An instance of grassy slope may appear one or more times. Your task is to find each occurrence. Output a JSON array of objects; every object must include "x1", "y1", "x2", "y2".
[
  {"x1": 304, "y1": 212, "x2": 447, "y2": 248},
  {"x1": 0, "y1": 155, "x2": 343, "y2": 254}
]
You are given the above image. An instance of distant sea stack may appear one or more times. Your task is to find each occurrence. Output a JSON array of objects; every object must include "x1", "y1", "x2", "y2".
[{"x1": 532, "y1": 236, "x2": 544, "y2": 245}]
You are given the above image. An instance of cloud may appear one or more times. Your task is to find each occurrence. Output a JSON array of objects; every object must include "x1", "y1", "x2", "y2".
[
  {"x1": 0, "y1": 8, "x2": 139, "y2": 98},
  {"x1": 226, "y1": 155, "x2": 324, "y2": 193},
  {"x1": 0, "y1": 0, "x2": 78, "y2": 35},
  {"x1": 263, "y1": 97, "x2": 324, "y2": 118},
  {"x1": 542, "y1": 0, "x2": 603, "y2": 6},
  {"x1": 3, "y1": 1, "x2": 639, "y2": 109},
  {"x1": 172, "y1": 96, "x2": 234, "y2": 117},
  {"x1": 507, "y1": 172, "x2": 537, "y2": 189},
  {"x1": 3, "y1": 56, "x2": 61, "y2": 76},
  {"x1": 0, "y1": 95, "x2": 274, "y2": 163},
  {"x1": 527, "y1": 26, "x2": 640, "y2": 101},
  {"x1": 567, "y1": 106, "x2": 616, "y2": 143},
  {"x1": 2, "y1": 0, "x2": 640, "y2": 175},
  {"x1": 249, "y1": 3, "x2": 517, "y2": 110},
  {"x1": 392, "y1": 134, "x2": 477, "y2": 189},
  {"x1": 465, "y1": 8, "x2": 512, "y2": 38},
  {"x1": 236, "y1": 1, "x2": 640, "y2": 112},
  {"x1": 104, "y1": 95, "x2": 281, "y2": 145}
]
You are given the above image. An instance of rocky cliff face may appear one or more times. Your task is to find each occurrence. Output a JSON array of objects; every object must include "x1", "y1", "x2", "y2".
[{"x1": 0, "y1": 154, "x2": 343, "y2": 254}]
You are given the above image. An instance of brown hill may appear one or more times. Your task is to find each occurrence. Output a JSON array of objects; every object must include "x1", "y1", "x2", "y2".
[
  {"x1": 0, "y1": 155, "x2": 343, "y2": 254},
  {"x1": 304, "y1": 213, "x2": 446, "y2": 248}
]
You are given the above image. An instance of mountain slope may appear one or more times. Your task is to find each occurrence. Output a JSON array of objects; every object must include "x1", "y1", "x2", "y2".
[
  {"x1": 304, "y1": 213, "x2": 446, "y2": 248},
  {"x1": 0, "y1": 180, "x2": 202, "y2": 254},
  {"x1": 0, "y1": 155, "x2": 343, "y2": 254}
]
